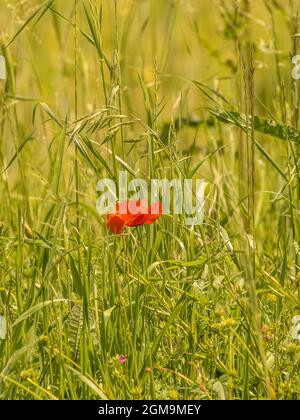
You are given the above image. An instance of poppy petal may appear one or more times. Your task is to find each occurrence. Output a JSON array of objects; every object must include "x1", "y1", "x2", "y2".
[{"x1": 107, "y1": 214, "x2": 126, "y2": 234}]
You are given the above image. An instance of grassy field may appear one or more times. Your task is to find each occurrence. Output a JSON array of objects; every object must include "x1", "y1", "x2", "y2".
[{"x1": 0, "y1": 0, "x2": 300, "y2": 400}]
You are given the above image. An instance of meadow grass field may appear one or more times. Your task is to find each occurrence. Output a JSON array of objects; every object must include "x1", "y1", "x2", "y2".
[{"x1": 0, "y1": 0, "x2": 299, "y2": 400}]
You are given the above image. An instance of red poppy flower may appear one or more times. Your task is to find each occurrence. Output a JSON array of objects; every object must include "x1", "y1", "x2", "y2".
[{"x1": 107, "y1": 200, "x2": 163, "y2": 234}]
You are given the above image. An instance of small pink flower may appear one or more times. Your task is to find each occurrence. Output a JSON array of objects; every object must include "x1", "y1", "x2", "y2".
[{"x1": 118, "y1": 355, "x2": 127, "y2": 364}]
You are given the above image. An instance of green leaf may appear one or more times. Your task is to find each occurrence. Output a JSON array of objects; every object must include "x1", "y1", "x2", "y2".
[{"x1": 209, "y1": 109, "x2": 300, "y2": 143}]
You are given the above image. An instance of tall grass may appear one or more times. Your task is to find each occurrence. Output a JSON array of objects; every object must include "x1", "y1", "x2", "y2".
[{"x1": 0, "y1": 0, "x2": 299, "y2": 400}]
